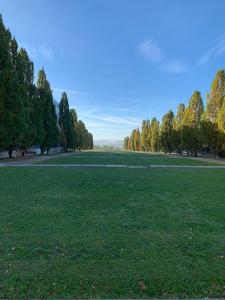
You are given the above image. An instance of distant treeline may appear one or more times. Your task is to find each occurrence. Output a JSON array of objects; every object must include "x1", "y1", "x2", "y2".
[
  {"x1": 124, "y1": 70, "x2": 225, "y2": 157},
  {"x1": 0, "y1": 15, "x2": 93, "y2": 158}
]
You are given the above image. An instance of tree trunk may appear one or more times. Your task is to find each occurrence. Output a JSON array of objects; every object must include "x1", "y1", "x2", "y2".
[
  {"x1": 41, "y1": 148, "x2": 44, "y2": 156},
  {"x1": 8, "y1": 148, "x2": 13, "y2": 158}
]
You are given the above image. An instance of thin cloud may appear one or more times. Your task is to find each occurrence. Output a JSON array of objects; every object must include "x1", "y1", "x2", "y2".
[
  {"x1": 198, "y1": 38, "x2": 225, "y2": 66},
  {"x1": 81, "y1": 111, "x2": 140, "y2": 126},
  {"x1": 138, "y1": 38, "x2": 187, "y2": 75},
  {"x1": 161, "y1": 60, "x2": 188, "y2": 74},
  {"x1": 53, "y1": 88, "x2": 91, "y2": 97},
  {"x1": 138, "y1": 38, "x2": 164, "y2": 63},
  {"x1": 19, "y1": 42, "x2": 54, "y2": 61}
]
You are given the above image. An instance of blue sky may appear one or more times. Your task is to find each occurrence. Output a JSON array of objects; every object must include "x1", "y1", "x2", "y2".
[{"x1": 1, "y1": 0, "x2": 225, "y2": 141}]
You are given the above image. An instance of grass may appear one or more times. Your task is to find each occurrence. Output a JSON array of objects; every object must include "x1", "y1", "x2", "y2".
[
  {"x1": 38, "y1": 151, "x2": 218, "y2": 166},
  {"x1": 0, "y1": 152, "x2": 225, "y2": 298}
]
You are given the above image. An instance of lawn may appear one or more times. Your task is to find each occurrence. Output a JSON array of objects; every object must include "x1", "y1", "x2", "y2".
[
  {"x1": 38, "y1": 151, "x2": 218, "y2": 166},
  {"x1": 0, "y1": 153, "x2": 225, "y2": 298}
]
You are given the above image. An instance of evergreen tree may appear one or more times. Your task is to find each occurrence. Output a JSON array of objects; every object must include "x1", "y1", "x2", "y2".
[
  {"x1": 69, "y1": 109, "x2": 78, "y2": 150},
  {"x1": 37, "y1": 68, "x2": 59, "y2": 154},
  {"x1": 2, "y1": 34, "x2": 26, "y2": 157},
  {"x1": 0, "y1": 14, "x2": 11, "y2": 151},
  {"x1": 59, "y1": 92, "x2": 72, "y2": 152},
  {"x1": 17, "y1": 48, "x2": 36, "y2": 154}
]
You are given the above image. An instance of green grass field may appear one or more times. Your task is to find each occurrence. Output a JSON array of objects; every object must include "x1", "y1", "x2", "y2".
[
  {"x1": 1, "y1": 152, "x2": 225, "y2": 298},
  {"x1": 38, "y1": 151, "x2": 218, "y2": 166}
]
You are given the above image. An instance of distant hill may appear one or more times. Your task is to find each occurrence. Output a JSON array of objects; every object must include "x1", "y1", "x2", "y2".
[{"x1": 94, "y1": 139, "x2": 123, "y2": 148}]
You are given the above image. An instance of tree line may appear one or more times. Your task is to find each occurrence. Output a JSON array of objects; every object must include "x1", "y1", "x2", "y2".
[
  {"x1": 124, "y1": 70, "x2": 225, "y2": 157},
  {"x1": 0, "y1": 15, "x2": 93, "y2": 157}
]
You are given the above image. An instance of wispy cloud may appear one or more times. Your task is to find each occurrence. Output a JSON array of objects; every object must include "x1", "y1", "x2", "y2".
[
  {"x1": 115, "y1": 108, "x2": 136, "y2": 113},
  {"x1": 138, "y1": 38, "x2": 187, "y2": 74},
  {"x1": 138, "y1": 38, "x2": 164, "y2": 63},
  {"x1": 198, "y1": 38, "x2": 225, "y2": 66},
  {"x1": 19, "y1": 42, "x2": 54, "y2": 61},
  {"x1": 53, "y1": 88, "x2": 91, "y2": 97},
  {"x1": 81, "y1": 113, "x2": 140, "y2": 126},
  {"x1": 161, "y1": 60, "x2": 188, "y2": 74}
]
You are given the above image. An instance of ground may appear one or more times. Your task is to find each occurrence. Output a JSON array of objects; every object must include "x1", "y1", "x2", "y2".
[{"x1": 0, "y1": 151, "x2": 225, "y2": 298}]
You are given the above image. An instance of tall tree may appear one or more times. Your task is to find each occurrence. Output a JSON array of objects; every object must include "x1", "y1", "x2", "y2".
[
  {"x1": 160, "y1": 110, "x2": 174, "y2": 153},
  {"x1": 69, "y1": 109, "x2": 78, "y2": 150},
  {"x1": 176, "y1": 103, "x2": 185, "y2": 153},
  {"x1": 59, "y1": 92, "x2": 72, "y2": 152},
  {"x1": 37, "y1": 68, "x2": 59, "y2": 154},
  {"x1": 206, "y1": 69, "x2": 225, "y2": 123},
  {"x1": 124, "y1": 136, "x2": 130, "y2": 150},
  {"x1": 182, "y1": 91, "x2": 203, "y2": 156},
  {"x1": 0, "y1": 14, "x2": 11, "y2": 151},
  {"x1": 17, "y1": 48, "x2": 36, "y2": 154},
  {"x1": 141, "y1": 120, "x2": 150, "y2": 151},
  {"x1": 150, "y1": 118, "x2": 160, "y2": 152}
]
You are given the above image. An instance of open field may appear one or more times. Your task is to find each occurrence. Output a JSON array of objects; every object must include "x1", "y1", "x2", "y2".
[
  {"x1": 36, "y1": 151, "x2": 219, "y2": 166},
  {"x1": 1, "y1": 152, "x2": 225, "y2": 298}
]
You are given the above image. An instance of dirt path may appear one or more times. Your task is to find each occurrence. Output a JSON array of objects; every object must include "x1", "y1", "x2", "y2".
[
  {"x1": 184, "y1": 156, "x2": 225, "y2": 165},
  {"x1": 0, "y1": 152, "x2": 75, "y2": 165}
]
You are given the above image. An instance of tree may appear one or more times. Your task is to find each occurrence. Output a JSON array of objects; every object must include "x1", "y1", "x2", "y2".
[
  {"x1": 17, "y1": 48, "x2": 36, "y2": 154},
  {"x1": 0, "y1": 14, "x2": 11, "y2": 152},
  {"x1": 69, "y1": 109, "x2": 78, "y2": 150},
  {"x1": 36, "y1": 68, "x2": 59, "y2": 154},
  {"x1": 217, "y1": 102, "x2": 225, "y2": 156},
  {"x1": 176, "y1": 103, "x2": 185, "y2": 153},
  {"x1": 59, "y1": 92, "x2": 73, "y2": 152},
  {"x1": 124, "y1": 136, "x2": 130, "y2": 150},
  {"x1": 182, "y1": 91, "x2": 203, "y2": 156},
  {"x1": 141, "y1": 120, "x2": 150, "y2": 151},
  {"x1": 135, "y1": 128, "x2": 141, "y2": 151},
  {"x1": 1, "y1": 33, "x2": 27, "y2": 157},
  {"x1": 160, "y1": 110, "x2": 174, "y2": 153},
  {"x1": 206, "y1": 69, "x2": 225, "y2": 123},
  {"x1": 150, "y1": 118, "x2": 159, "y2": 152}
]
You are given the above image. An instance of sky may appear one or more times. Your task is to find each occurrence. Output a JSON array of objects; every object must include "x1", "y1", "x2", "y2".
[{"x1": 1, "y1": 0, "x2": 225, "y2": 142}]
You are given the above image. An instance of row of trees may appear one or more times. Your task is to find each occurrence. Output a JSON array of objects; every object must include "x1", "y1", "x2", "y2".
[
  {"x1": 0, "y1": 15, "x2": 93, "y2": 157},
  {"x1": 59, "y1": 92, "x2": 93, "y2": 152},
  {"x1": 124, "y1": 70, "x2": 225, "y2": 157}
]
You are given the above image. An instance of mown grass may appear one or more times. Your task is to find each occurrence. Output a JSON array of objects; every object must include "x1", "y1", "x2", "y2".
[
  {"x1": 0, "y1": 160, "x2": 225, "y2": 298},
  {"x1": 38, "y1": 151, "x2": 218, "y2": 166}
]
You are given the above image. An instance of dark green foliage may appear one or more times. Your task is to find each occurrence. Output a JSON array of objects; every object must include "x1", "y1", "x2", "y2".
[
  {"x1": 59, "y1": 92, "x2": 73, "y2": 151},
  {"x1": 0, "y1": 15, "x2": 93, "y2": 156},
  {"x1": 36, "y1": 69, "x2": 59, "y2": 154}
]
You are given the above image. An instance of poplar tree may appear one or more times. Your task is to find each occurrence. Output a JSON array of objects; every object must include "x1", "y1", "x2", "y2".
[
  {"x1": 160, "y1": 110, "x2": 174, "y2": 153},
  {"x1": 141, "y1": 120, "x2": 150, "y2": 151},
  {"x1": 150, "y1": 118, "x2": 160, "y2": 152},
  {"x1": 37, "y1": 68, "x2": 59, "y2": 154},
  {"x1": 69, "y1": 109, "x2": 78, "y2": 150},
  {"x1": 182, "y1": 91, "x2": 203, "y2": 156},
  {"x1": 206, "y1": 69, "x2": 225, "y2": 123},
  {"x1": 17, "y1": 48, "x2": 35, "y2": 154},
  {"x1": 0, "y1": 14, "x2": 11, "y2": 151},
  {"x1": 59, "y1": 92, "x2": 72, "y2": 152}
]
